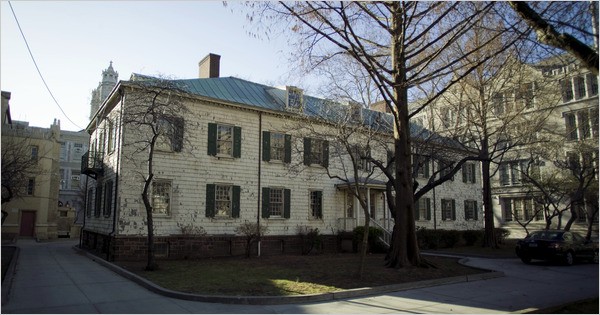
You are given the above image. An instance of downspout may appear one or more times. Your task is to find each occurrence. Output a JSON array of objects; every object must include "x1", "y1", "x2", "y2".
[
  {"x1": 107, "y1": 88, "x2": 124, "y2": 260},
  {"x1": 80, "y1": 176, "x2": 89, "y2": 249},
  {"x1": 257, "y1": 112, "x2": 262, "y2": 257}
]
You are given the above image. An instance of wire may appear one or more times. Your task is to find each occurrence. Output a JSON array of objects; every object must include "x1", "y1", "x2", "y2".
[{"x1": 8, "y1": 1, "x2": 84, "y2": 130}]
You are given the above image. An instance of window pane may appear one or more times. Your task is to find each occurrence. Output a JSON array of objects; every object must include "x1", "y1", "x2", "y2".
[
  {"x1": 310, "y1": 191, "x2": 322, "y2": 218},
  {"x1": 215, "y1": 185, "x2": 232, "y2": 217},
  {"x1": 217, "y1": 125, "x2": 233, "y2": 156},
  {"x1": 152, "y1": 181, "x2": 171, "y2": 215},
  {"x1": 311, "y1": 139, "x2": 323, "y2": 165},
  {"x1": 270, "y1": 188, "x2": 284, "y2": 217},
  {"x1": 270, "y1": 133, "x2": 285, "y2": 161}
]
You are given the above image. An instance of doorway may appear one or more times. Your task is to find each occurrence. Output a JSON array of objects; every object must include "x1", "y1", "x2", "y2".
[{"x1": 19, "y1": 211, "x2": 36, "y2": 237}]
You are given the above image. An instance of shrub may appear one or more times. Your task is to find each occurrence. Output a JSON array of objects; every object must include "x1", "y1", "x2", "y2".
[
  {"x1": 235, "y1": 221, "x2": 268, "y2": 258},
  {"x1": 353, "y1": 226, "x2": 387, "y2": 253},
  {"x1": 416, "y1": 228, "x2": 461, "y2": 249},
  {"x1": 462, "y1": 230, "x2": 483, "y2": 246},
  {"x1": 296, "y1": 226, "x2": 322, "y2": 255},
  {"x1": 495, "y1": 227, "x2": 510, "y2": 244},
  {"x1": 179, "y1": 224, "x2": 207, "y2": 236}
]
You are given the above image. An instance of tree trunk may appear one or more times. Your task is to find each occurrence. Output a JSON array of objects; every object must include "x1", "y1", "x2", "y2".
[
  {"x1": 142, "y1": 179, "x2": 158, "y2": 271},
  {"x1": 481, "y1": 150, "x2": 498, "y2": 248},
  {"x1": 564, "y1": 202, "x2": 577, "y2": 231}
]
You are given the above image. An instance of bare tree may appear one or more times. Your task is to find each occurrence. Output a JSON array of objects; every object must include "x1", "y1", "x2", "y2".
[
  {"x1": 507, "y1": 1, "x2": 598, "y2": 75},
  {"x1": 120, "y1": 76, "x2": 191, "y2": 271},
  {"x1": 246, "y1": 1, "x2": 526, "y2": 268},
  {"x1": 1, "y1": 133, "x2": 44, "y2": 223}
]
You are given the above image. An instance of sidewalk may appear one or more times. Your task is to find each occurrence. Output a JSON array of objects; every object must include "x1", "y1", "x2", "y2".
[{"x1": 2, "y1": 239, "x2": 598, "y2": 313}]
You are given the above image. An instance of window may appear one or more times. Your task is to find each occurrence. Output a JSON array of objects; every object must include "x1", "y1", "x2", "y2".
[
  {"x1": 441, "y1": 107, "x2": 455, "y2": 128},
  {"x1": 441, "y1": 199, "x2": 456, "y2": 221},
  {"x1": 26, "y1": 178, "x2": 35, "y2": 195},
  {"x1": 464, "y1": 200, "x2": 478, "y2": 220},
  {"x1": 103, "y1": 181, "x2": 113, "y2": 217},
  {"x1": 157, "y1": 116, "x2": 184, "y2": 152},
  {"x1": 462, "y1": 163, "x2": 476, "y2": 184},
  {"x1": 303, "y1": 138, "x2": 329, "y2": 167},
  {"x1": 208, "y1": 123, "x2": 241, "y2": 158},
  {"x1": 60, "y1": 143, "x2": 67, "y2": 162},
  {"x1": 346, "y1": 191, "x2": 354, "y2": 218},
  {"x1": 516, "y1": 83, "x2": 534, "y2": 108},
  {"x1": 352, "y1": 145, "x2": 371, "y2": 171},
  {"x1": 564, "y1": 112, "x2": 578, "y2": 140},
  {"x1": 501, "y1": 198, "x2": 512, "y2": 222},
  {"x1": 492, "y1": 92, "x2": 505, "y2": 115},
  {"x1": 577, "y1": 110, "x2": 591, "y2": 140},
  {"x1": 415, "y1": 198, "x2": 431, "y2": 221},
  {"x1": 71, "y1": 170, "x2": 81, "y2": 189},
  {"x1": 205, "y1": 184, "x2": 240, "y2": 218},
  {"x1": 262, "y1": 131, "x2": 291, "y2": 163},
  {"x1": 499, "y1": 160, "x2": 530, "y2": 186},
  {"x1": 94, "y1": 185, "x2": 102, "y2": 217},
  {"x1": 586, "y1": 73, "x2": 598, "y2": 96},
  {"x1": 152, "y1": 181, "x2": 171, "y2": 216},
  {"x1": 86, "y1": 188, "x2": 93, "y2": 217},
  {"x1": 438, "y1": 159, "x2": 454, "y2": 181},
  {"x1": 107, "y1": 120, "x2": 115, "y2": 153},
  {"x1": 60, "y1": 169, "x2": 67, "y2": 190},
  {"x1": 286, "y1": 86, "x2": 303, "y2": 111},
  {"x1": 30, "y1": 145, "x2": 38, "y2": 161},
  {"x1": 310, "y1": 190, "x2": 323, "y2": 219},
  {"x1": 574, "y1": 76, "x2": 586, "y2": 99},
  {"x1": 560, "y1": 79, "x2": 573, "y2": 102},
  {"x1": 413, "y1": 154, "x2": 429, "y2": 178},
  {"x1": 261, "y1": 187, "x2": 291, "y2": 219}
]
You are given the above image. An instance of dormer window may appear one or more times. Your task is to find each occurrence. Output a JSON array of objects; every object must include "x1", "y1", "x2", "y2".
[{"x1": 286, "y1": 86, "x2": 303, "y2": 111}]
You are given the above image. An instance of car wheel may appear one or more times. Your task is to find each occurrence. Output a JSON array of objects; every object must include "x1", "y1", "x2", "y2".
[
  {"x1": 520, "y1": 256, "x2": 531, "y2": 264},
  {"x1": 564, "y1": 251, "x2": 575, "y2": 266}
]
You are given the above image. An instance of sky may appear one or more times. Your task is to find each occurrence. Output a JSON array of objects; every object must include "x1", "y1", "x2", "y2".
[{"x1": 1, "y1": 1, "x2": 299, "y2": 131}]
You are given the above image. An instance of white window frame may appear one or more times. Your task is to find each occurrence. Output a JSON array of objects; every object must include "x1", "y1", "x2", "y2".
[
  {"x1": 152, "y1": 180, "x2": 172, "y2": 216},
  {"x1": 269, "y1": 187, "x2": 284, "y2": 217},
  {"x1": 217, "y1": 124, "x2": 234, "y2": 157},
  {"x1": 270, "y1": 133, "x2": 285, "y2": 162},
  {"x1": 215, "y1": 184, "x2": 232, "y2": 218}
]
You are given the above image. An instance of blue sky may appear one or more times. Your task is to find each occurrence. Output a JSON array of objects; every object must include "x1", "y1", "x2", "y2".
[{"x1": 1, "y1": 1, "x2": 298, "y2": 131}]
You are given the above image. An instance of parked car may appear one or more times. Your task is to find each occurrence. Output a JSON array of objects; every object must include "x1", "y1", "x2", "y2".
[{"x1": 515, "y1": 230, "x2": 599, "y2": 266}]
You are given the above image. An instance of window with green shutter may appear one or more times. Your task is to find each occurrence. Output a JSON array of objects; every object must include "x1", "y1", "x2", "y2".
[
  {"x1": 206, "y1": 184, "x2": 240, "y2": 218},
  {"x1": 415, "y1": 198, "x2": 431, "y2": 221},
  {"x1": 441, "y1": 199, "x2": 456, "y2": 221},
  {"x1": 464, "y1": 200, "x2": 478, "y2": 220},
  {"x1": 208, "y1": 123, "x2": 241, "y2": 158},
  {"x1": 303, "y1": 137, "x2": 328, "y2": 167},
  {"x1": 263, "y1": 131, "x2": 291, "y2": 163},
  {"x1": 262, "y1": 187, "x2": 291, "y2": 219}
]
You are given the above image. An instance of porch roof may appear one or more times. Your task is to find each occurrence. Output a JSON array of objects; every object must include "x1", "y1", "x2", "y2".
[{"x1": 335, "y1": 178, "x2": 388, "y2": 190}]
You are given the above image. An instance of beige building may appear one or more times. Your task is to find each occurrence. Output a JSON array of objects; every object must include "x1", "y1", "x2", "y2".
[
  {"x1": 410, "y1": 55, "x2": 599, "y2": 239},
  {"x1": 81, "y1": 55, "x2": 483, "y2": 261},
  {"x1": 2, "y1": 91, "x2": 62, "y2": 240}
]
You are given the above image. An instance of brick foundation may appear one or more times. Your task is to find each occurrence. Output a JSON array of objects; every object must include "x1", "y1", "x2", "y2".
[{"x1": 81, "y1": 229, "x2": 340, "y2": 261}]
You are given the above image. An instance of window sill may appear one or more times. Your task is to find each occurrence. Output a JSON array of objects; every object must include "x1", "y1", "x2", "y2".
[
  {"x1": 266, "y1": 217, "x2": 286, "y2": 220},
  {"x1": 211, "y1": 216, "x2": 235, "y2": 221}
]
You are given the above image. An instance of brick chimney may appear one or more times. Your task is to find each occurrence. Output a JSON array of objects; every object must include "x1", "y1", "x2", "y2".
[{"x1": 199, "y1": 53, "x2": 221, "y2": 78}]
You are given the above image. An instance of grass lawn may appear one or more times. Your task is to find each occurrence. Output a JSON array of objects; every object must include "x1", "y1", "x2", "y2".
[{"x1": 117, "y1": 253, "x2": 488, "y2": 296}]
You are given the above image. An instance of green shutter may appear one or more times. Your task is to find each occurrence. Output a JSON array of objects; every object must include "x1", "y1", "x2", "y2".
[
  {"x1": 414, "y1": 199, "x2": 420, "y2": 220},
  {"x1": 474, "y1": 201, "x2": 478, "y2": 220},
  {"x1": 426, "y1": 198, "x2": 431, "y2": 220},
  {"x1": 424, "y1": 158, "x2": 430, "y2": 177},
  {"x1": 284, "y1": 134, "x2": 292, "y2": 163},
  {"x1": 462, "y1": 164, "x2": 467, "y2": 183},
  {"x1": 451, "y1": 199, "x2": 456, "y2": 220},
  {"x1": 206, "y1": 184, "x2": 215, "y2": 218},
  {"x1": 207, "y1": 123, "x2": 217, "y2": 156},
  {"x1": 464, "y1": 200, "x2": 469, "y2": 220},
  {"x1": 322, "y1": 140, "x2": 329, "y2": 168},
  {"x1": 284, "y1": 189, "x2": 291, "y2": 219},
  {"x1": 262, "y1": 131, "x2": 271, "y2": 162},
  {"x1": 262, "y1": 187, "x2": 270, "y2": 218},
  {"x1": 471, "y1": 164, "x2": 476, "y2": 183},
  {"x1": 303, "y1": 138, "x2": 311, "y2": 165},
  {"x1": 232, "y1": 185, "x2": 241, "y2": 218},
  {"x1": 172, "y1": 117, "x2": 184, "y2": 152},
  {"x1": 316, "y1": 190, "x2": 323, "y2": 219},
  {"x1": 233, "y1": 126, "x2": 242, "y2": 158}
]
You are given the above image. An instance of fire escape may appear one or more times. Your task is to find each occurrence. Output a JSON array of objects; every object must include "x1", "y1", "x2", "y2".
[{"x1": 81, "y1": 151, "x2": 104, "y2": 179}]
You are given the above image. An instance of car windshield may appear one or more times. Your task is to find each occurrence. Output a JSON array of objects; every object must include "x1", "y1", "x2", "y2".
[{"x1": 528, "y1": 231, "x2": 563, "y2": 240}]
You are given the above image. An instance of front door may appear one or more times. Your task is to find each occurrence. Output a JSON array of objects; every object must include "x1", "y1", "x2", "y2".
[{"x1": 19, "y1": 211, "x2": 36, "y2": 237}]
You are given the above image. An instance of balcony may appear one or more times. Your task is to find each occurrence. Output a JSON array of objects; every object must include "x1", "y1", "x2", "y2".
[{"x1": 81, "y1": 151, "x2": 104, "y2": 179}]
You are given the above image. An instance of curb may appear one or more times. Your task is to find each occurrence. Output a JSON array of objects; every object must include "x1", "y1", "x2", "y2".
[
  {"x1": 1, "y1": 246, "x2": 20, "y2": 306},
  {"x1": 73, "y1": 246, "x2": 504, "y2": 305}
]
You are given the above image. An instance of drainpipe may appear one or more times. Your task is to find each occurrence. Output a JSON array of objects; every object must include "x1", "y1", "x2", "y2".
[
  {"x1": 257, "y1": 112, "x2": 262, "y2": 257},
  {"x1": 107, "y1": 88, "x2": 124, "y2": 260}
]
